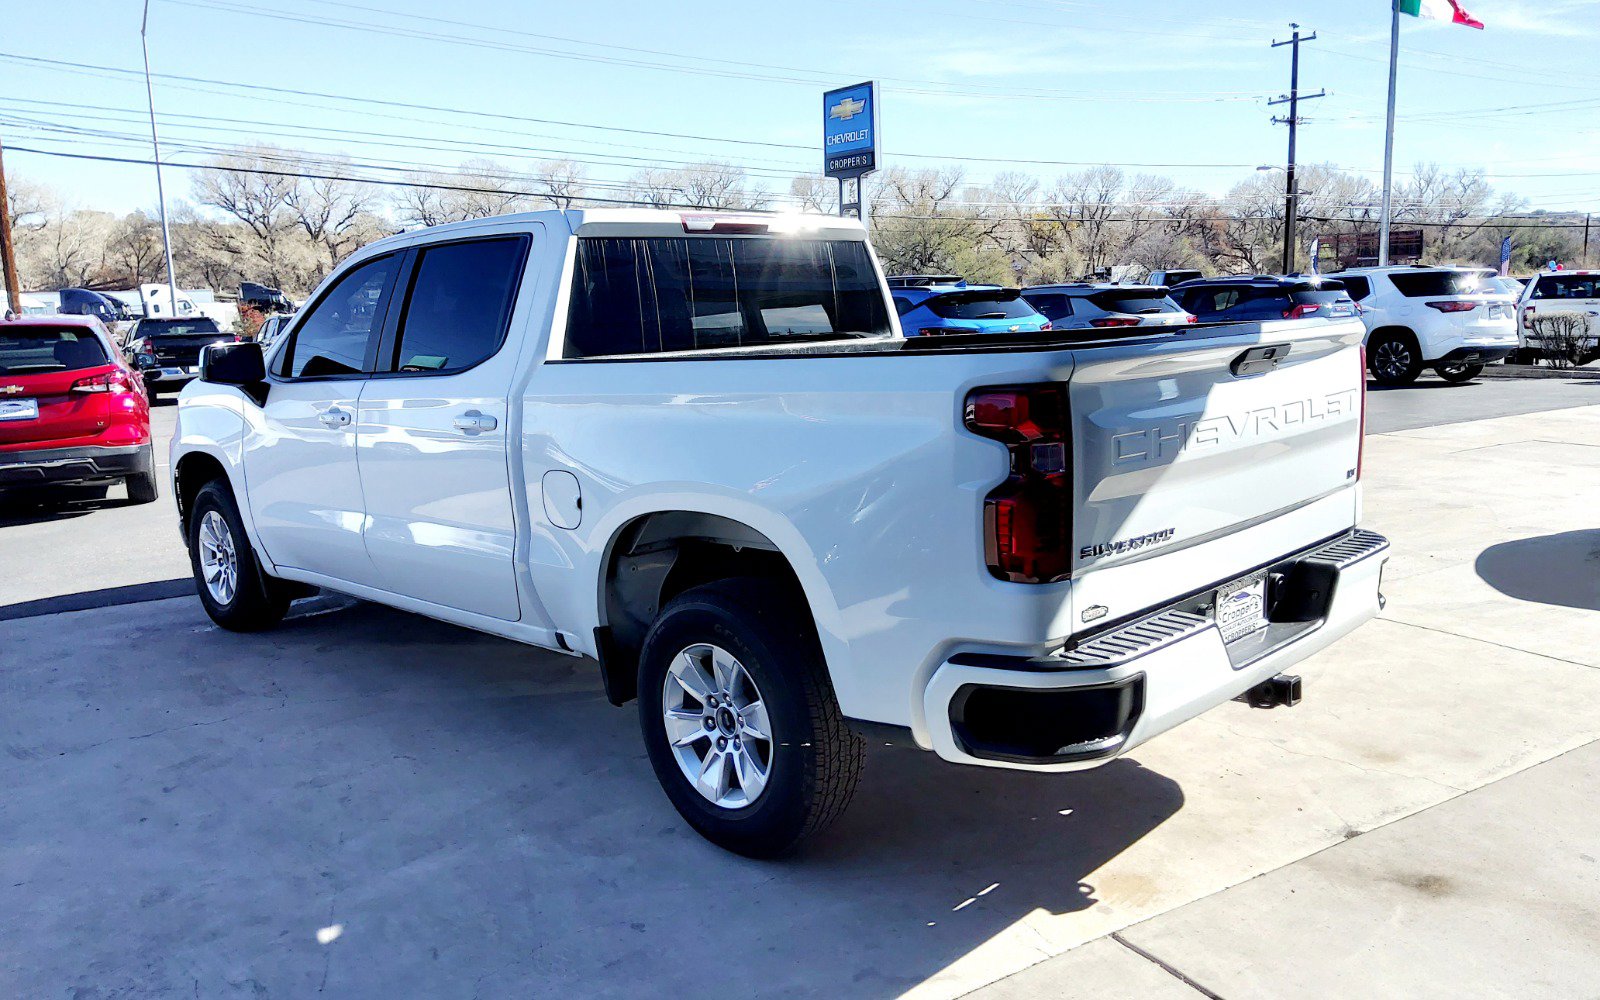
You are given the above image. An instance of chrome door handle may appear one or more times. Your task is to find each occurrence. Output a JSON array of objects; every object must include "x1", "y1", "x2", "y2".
[
  {"x1": 318, "y1": 407, "x2": 352, "y2": 428},
  {"x1": 453, "y1": 410, "x2": 498, "y2": 434}
]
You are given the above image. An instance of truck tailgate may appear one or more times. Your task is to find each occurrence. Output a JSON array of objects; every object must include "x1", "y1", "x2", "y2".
[{"x1": 1067, "y1": 318, "x2": 1365, "y2": 619}]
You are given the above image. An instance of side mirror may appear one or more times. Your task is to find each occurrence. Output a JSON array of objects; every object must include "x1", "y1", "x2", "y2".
[{"x1": 201, "y1": 341, "x2": 266, "y2": 386}]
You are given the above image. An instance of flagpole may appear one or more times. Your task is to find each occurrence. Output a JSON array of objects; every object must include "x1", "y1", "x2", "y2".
[{"x1": 1378, "y1": 1, "x2": 1400, "y2": 266}]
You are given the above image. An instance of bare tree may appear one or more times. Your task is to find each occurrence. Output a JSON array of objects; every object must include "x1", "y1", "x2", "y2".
[
  {"x1": 104, "y1": 211, "x2": 167, "y2": 285},
  {"x1": 788, "y1": 175, "x2": 838, "y2": 214},
  {"x1": 531, "y1": 159, "x2": 586, "y2": 211},
  {"x1": 285, "y1": 160, "x2": 384, "y2": 277}
]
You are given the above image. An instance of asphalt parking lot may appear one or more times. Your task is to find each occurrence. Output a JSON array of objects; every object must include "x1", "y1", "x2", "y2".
[{"x1": 4, "y1": 375, "x2": 1600, "y2": 997}]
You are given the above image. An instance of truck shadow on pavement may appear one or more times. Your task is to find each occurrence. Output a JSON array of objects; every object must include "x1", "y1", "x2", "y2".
[
  {"x1": 1475, "y1": 529, "x2": 1600, "y2": 612},
  {"x1": 4, "y1": 597, "x2": 1185, "y2": 999}
]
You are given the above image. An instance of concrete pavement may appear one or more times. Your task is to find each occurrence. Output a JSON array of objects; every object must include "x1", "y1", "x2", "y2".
[{"x1": 2, "y1": 400, "x2": 1598, "y2": 998}]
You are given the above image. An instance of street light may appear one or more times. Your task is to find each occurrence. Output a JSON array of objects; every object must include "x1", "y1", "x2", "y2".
[{"x1": 141, "y1": 0, "x2": 180, "y2": 317}]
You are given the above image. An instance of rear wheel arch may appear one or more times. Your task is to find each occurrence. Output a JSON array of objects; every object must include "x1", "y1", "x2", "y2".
[{"x1": 596, "y1": 510, "x2": 826, "y2": 706}]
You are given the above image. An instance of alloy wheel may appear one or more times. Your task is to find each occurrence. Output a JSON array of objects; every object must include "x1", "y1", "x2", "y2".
[
  {"x1": 197, "y1": 510, "x2": 239, "y2": 606},
  {"x1": 1374, "y1": 339, "x2": 1412, "y2": 380},
  {"x1": 661, "y1": 643, "x2": 774, "y2": 810}
]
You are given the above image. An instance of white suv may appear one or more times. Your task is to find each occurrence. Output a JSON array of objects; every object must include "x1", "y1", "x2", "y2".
[
  {"x1": 1514, "y1": 270, "x2": 1600, "y2": 363},
  {"x1": 1332, "y1": 266, "x2": 1517, "y2": 385}
]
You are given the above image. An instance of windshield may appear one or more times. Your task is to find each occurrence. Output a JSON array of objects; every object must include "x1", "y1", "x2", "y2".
[
  {"x1": 0, "y1": 327, "x2": 109, "y2": 375},
  {"x1": 1388, "y1": 271, "x2": 1494, "y2": 297},
  {"x1": 564, "y1": 237, "x2": 892, "y2": 358},
  {"x1": 925, "y1": 291, "x2": 1039, "y2": 321},
  {"x1": 138, "y1": 319, "x2": 222, "y2": 337}
]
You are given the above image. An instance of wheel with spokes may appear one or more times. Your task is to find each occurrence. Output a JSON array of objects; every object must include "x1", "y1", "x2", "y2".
[
  {"x1": 638, "y1": 578, "x2": 863, "y2": 857},
  {"x1": 1368, "y1": 330, "x2": 1422, "y2": 386},
  {"x1": 186, "y1": 480, "x2": 290, "y2": 632},
  {"x1": 1435, "y1": 362, "x2": 1484, "y2": 383}
]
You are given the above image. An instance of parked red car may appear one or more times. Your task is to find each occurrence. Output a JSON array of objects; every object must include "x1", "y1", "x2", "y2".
[{"x1": 0, "y1": 316, "x2": 159, "y2": 503}]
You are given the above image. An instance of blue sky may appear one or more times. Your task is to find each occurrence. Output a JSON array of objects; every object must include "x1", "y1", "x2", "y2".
[{"x1": 4, "y1": 0, "x2": 1597, "y2": 216}]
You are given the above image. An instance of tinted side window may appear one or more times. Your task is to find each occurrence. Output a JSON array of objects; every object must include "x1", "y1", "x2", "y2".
[
  {"x1": 564, "y1": 237, "x2": 892, "y2": 358},
  {"x1": 283, "y1": 255, "x2": 398, "y2": 378},
  {"x1": 1340, "y1": 276, "x2": 1372, "y2": 301},
  {"x1": 390, "y1": 238, "x2": 527, "y2": 373}
]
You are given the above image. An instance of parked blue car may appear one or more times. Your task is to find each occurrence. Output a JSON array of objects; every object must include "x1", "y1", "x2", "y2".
[{"x1": 888, "y1": 276, "x2": 1051, "y2": 337}]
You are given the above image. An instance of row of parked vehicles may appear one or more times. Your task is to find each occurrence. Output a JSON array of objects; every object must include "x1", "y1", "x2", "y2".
[{"x1": 889, "y1": 264, "x2": 1598, "y2": 386}]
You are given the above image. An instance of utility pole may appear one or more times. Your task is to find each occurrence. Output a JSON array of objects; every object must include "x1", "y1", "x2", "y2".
[
  {"x1": 0, "y1": 134, "x2": 20, "y2": 317},
  {"x1": 1584, "y1": 213, "x2": 1592, "y2": 267},
  {"x1": 141, "y1": 0, "x2": 180, "y2": 316},
  {"x1": 1378, "y1": 3, "x2": 1401, "y2": 266},
  {"x1": 1270, "y1": 25, "x2": 1324, "y2": 275}
]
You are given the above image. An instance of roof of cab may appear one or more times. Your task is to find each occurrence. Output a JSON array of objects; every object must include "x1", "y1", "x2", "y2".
[{"x1": 364, "y1": 208, "x2": 869, "y2": 254}]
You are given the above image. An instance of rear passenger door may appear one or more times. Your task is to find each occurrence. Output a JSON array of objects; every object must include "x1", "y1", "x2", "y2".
[{"x1": 355, "y1": 232, "x2": 533, "y2": 621}]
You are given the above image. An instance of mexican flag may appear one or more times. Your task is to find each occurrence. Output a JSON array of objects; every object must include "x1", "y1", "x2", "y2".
[{"x1": 1398, "y1": 0, "x2": 1484, "y2": 28}]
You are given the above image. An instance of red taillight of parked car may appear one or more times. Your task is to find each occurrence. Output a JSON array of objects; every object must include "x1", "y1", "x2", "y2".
[
  {"x1": 964, "y1": 385, "x2": 1071, "y2": 584},
  {"x1": 1089, "y1": 317, "x2": 1140, "y2": 328},
  {"x1": 1283, "y1": 303, "x2": 1323, "y2": 319},
  {"x1": 69, "y1": 371, "x2": 138, "y2": 394},
  {"x1": 1426, "y1": 301, "x2": 1478, "y2": 313}
]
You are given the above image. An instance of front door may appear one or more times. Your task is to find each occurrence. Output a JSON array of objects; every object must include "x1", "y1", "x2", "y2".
[
  {"x1": 244, "y1": 253, "x2": 400, "y2": 579},
  {"x1": 355, "y1": 233, "x2": 533, "y2": 621}
]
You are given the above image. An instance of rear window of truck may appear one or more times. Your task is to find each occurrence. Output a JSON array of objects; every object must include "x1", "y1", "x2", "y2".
[
  {"x1": 563, "y1": 237, "x2": 893, "y2": 358},
  {"x1": 1530, "y1": 274, "x2": 1600, "y2": 299},
  {"x1": 0, "y1": 327, "x2": 109, "y2": 375},
  {"x1": 1387, "y1": 271, "x2": 1493, "y2": 297}
]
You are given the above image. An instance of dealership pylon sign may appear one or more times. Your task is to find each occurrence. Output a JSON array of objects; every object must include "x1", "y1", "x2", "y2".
[{"x1": 824, "y1": 81, "x2": 878, "y2": 221}]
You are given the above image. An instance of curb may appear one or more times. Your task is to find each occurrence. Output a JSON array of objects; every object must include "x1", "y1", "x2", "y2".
[
  {"x1": 1480, "y1": 363, "x2": 1600, "y2": 381},
  {"x1": 0, "y1": 579, "x2": 193, "y2": 623}
]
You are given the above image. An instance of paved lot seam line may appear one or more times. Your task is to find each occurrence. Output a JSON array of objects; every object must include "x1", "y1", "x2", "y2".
[
  {"x1": 1380, "y1": 615, "x2": 1597, "y2": 671},
  {"x1": 1109, "y1": 932, "x2": 1225, "y2": 999}
]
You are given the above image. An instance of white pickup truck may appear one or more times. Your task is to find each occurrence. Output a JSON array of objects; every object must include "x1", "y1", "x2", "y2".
[{"x1": 172, "y1": 209, "x2": 1388, "y2": 856}]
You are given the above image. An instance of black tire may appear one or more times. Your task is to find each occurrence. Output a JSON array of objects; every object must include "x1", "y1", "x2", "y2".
[
  {"x1": 638, "y1": 577, "x2": 864, "y2": 858},
  {"x1": 1368, "y1": 331, "x2": 1423, "y2": 386},
  {"x1": 186, "y1": 480, "x2": 290, "y2": 632},
  {"x1": 1435, "y1": 363, "x2": 1484, "y2": 384},
  {"x1": 126, "y1": 444, "x2": 160, "y2": 504}
]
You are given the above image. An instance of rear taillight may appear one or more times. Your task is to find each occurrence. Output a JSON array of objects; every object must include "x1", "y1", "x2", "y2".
[
  {"x1": 1426, "y1": 301, "x2": 1478, "y2": 313},
  {"x1": 1185, "y1": 313, "x2": 1198, "y2": 323},
  {"x1": 1039, "y1": 321, "x2": 1052, "y2": 331},
  {"x1": 69, "y1": 372, "x2": 137, "y2": 394},
  {"x1": 964, "y1": 385, "x2": 1071, "y2": 584},
  {"x1": 1089, "y1": 317, "x2": 1139, "y2": 328},
  {"x1": 1357, "y1": 346, "x2": 1367, "y2": 481},
  {"x1": 1283, "y1": 303, "x2": 1322, "y2": 319}
]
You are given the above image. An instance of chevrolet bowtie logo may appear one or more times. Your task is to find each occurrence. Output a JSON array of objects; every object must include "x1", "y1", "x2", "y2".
[
  {"x1": 829, "y1": 97, "x2": 866, "y2": 121},
  {"x1": 1, "y1": 385, "x2": 23, "y2": 395}
]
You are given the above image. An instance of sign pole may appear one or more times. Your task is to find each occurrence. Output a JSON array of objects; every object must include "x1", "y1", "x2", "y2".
[{"x1": 1378, "y1": 2, "x2": 1400, "y2": 266}]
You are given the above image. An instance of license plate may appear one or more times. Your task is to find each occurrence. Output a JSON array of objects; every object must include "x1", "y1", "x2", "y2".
[
  {"x1": 1488, "y1": 305, "x2": 1505, "y2": 319},
  {"x1": 1216, "y1": 571, "x2": 1269, "y2": 643},
  {"x1": 0, "y1": 398, "x2": 39, "y2": 422}
]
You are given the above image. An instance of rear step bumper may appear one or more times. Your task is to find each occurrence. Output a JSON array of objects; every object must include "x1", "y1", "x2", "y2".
[{"x1": 922, "y1": 528, "x2": 1389, "y2": 771}]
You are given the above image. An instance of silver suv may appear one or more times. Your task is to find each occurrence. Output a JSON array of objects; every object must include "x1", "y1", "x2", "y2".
[
  {"x1": 1020, "y1": 284, "x2": 1194, "y2": 332},
  {"x1": 1330, "y1": 266, "x2": 1517, "y2": 385}
]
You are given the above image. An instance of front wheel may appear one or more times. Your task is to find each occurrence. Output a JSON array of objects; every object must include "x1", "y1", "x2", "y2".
[
  {"x1": 638, "y1": 578, "x2": 863, "y2": 858},
  {"x1": 187, "y1": 480, "x2": 290, "y2": 631},
  {"x1": 1368, "y1": 332, "x2": 1422, "y2": 386},
  {"x1": 1435, "y1": 362, "x2": 1484, "y2": 384}
]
